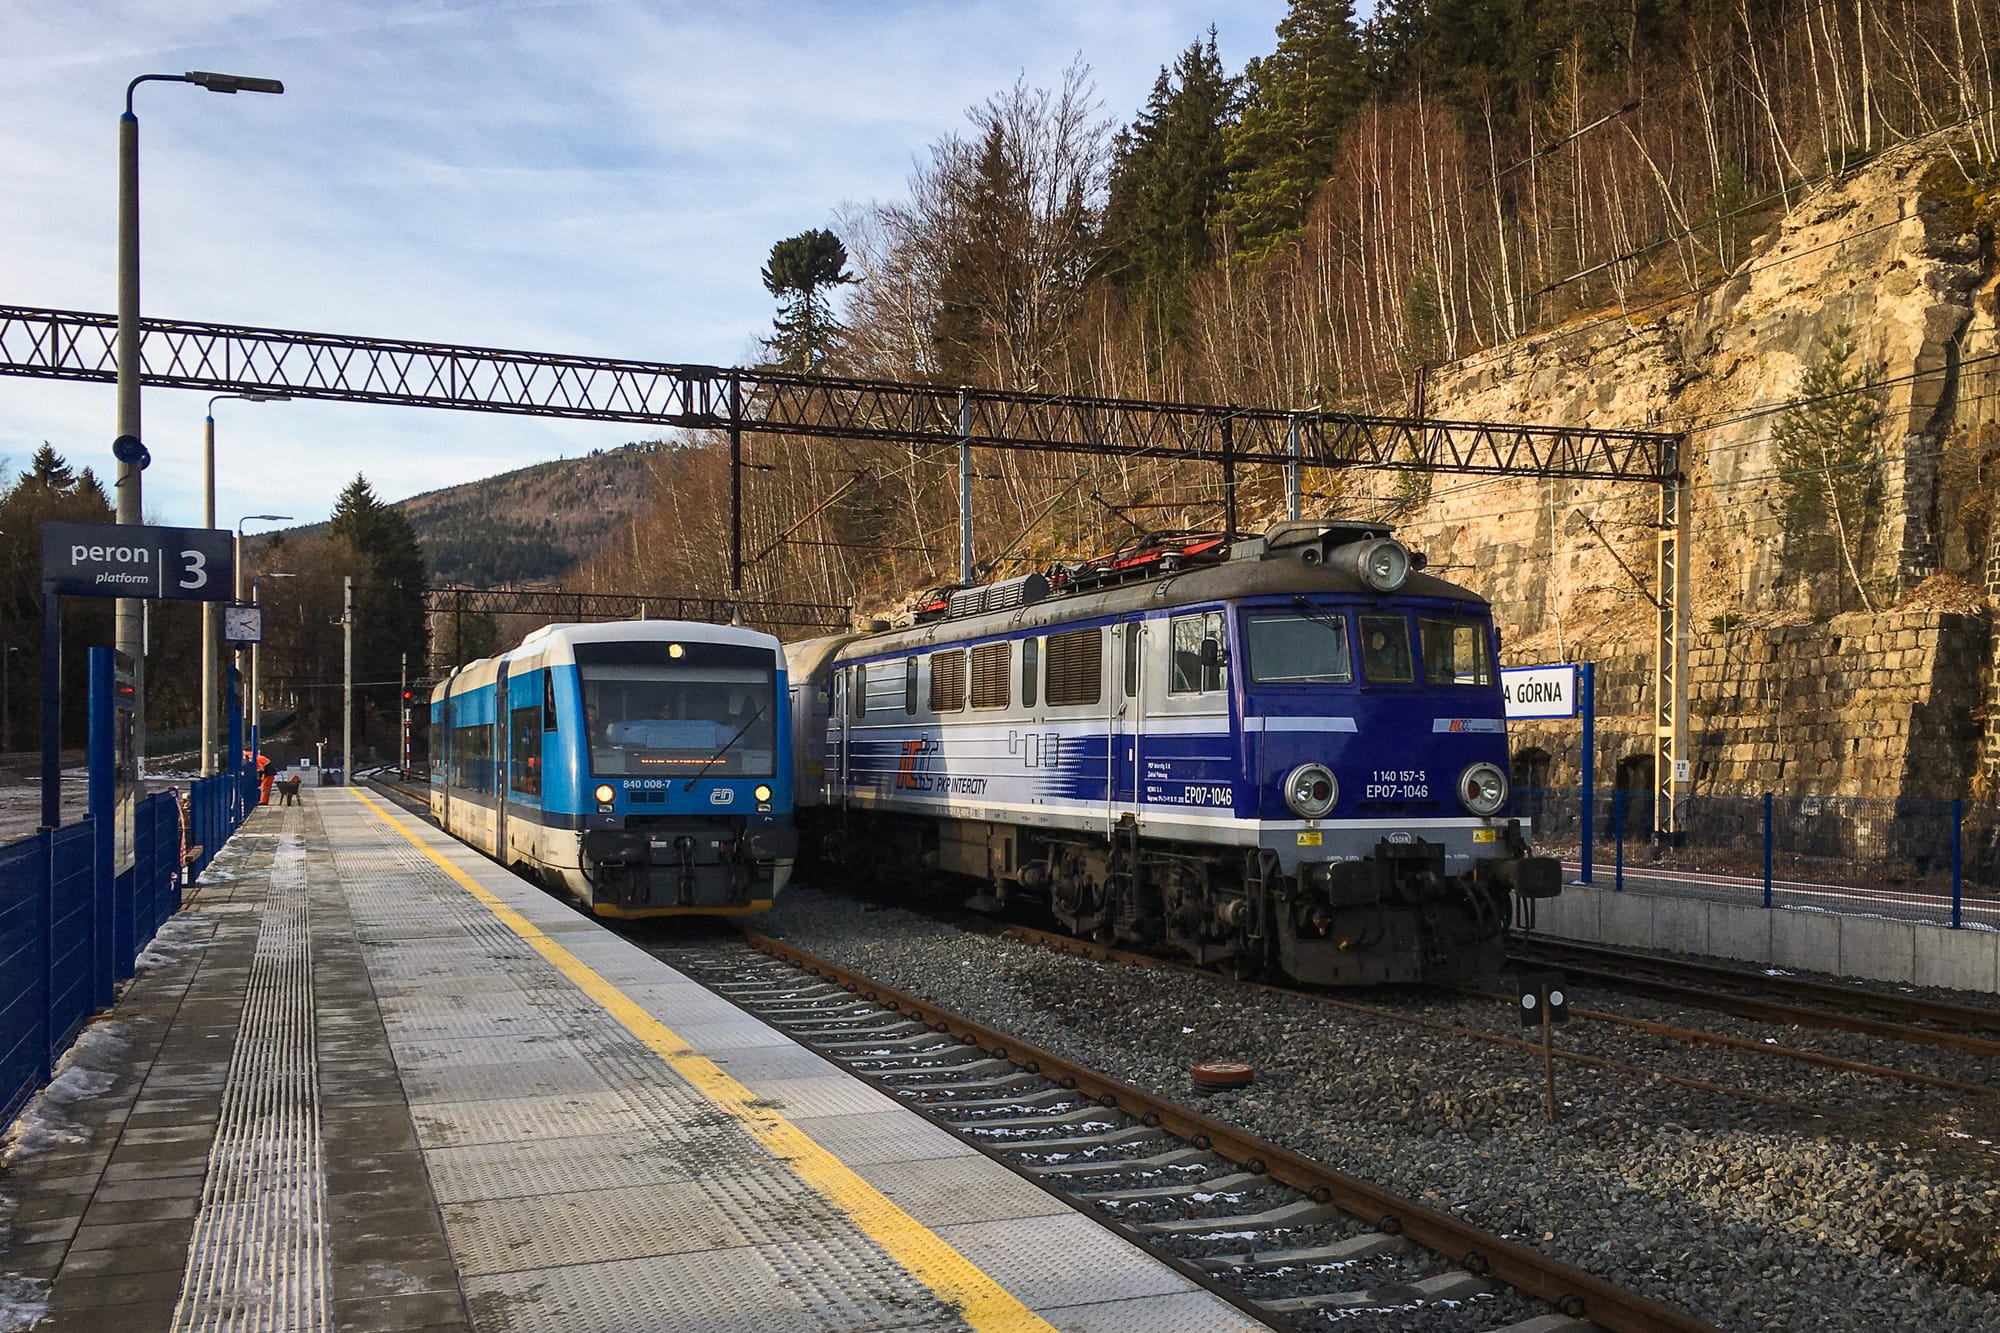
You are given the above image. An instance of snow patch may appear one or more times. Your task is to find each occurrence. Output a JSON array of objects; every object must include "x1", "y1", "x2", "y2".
[
  {"x1": 0, "y1": 1275, "x2": 49, "y2": 1332},
  {"x1": 2, "y1": 1022, "x2": 128, "y2": 1163}
]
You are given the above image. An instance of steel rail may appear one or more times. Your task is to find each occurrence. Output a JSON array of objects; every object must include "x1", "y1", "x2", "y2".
[
  {"x1": 743, "y1": 930, "x2": 1724, "y2": 1333},
  {"x1": 990, "y1": 923, "x2": 1982, "y2": 1102},
  {"x1": 1512, "y1": 939, "x2": 2000, "y2": 1034},
  {"x1": 1510, "y1": 954, "x2": 2000, "y2": 1058}
]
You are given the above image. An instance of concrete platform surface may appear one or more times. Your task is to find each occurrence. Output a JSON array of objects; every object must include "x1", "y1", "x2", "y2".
[{"x1": 0, "y1": 787, "x2": 1262, "y2": 1332}]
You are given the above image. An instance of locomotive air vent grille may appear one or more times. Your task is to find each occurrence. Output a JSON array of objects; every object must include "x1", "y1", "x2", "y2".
[
  {"x1": 971, "y1": 642, "x2": 1011, "y2": 709},
  {"x1": 1045, "y1": 627, "x2": 1103, "y2": 707},
  {"x1": 930, "y1": 649, "x2": 967, "y2": 713}
]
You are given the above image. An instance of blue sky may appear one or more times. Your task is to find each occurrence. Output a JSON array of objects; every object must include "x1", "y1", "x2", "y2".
[{"x1": 1, "y1": 0, "x2": 1288, "y2": 531}]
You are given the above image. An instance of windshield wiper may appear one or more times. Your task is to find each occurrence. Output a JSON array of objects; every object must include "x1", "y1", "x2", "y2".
[
  {"x1": 1291, "y1": 596, "x2": 1346, "y2": 637},
  {"x1": 681, "y1": 704, "x2": 766, "y2": 791}
]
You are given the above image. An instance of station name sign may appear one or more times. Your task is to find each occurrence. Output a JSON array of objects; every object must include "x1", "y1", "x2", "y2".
[
  {"x1": 1501, "y1": 664, "x2": 1578, "y2": 720},
  {"x1": 42, "y1": 521, "x2": 236, "y2": 602}
]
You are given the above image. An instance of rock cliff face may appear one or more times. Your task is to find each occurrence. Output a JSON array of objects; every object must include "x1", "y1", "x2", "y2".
[{"x1": 1391, "y1": 143, "x2": 1996, "y2": 801}]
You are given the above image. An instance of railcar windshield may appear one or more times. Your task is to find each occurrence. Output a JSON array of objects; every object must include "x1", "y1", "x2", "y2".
[
  {"x1": 1244, "y1": 610, "x2": 1353, "y2": 684},
  {"x1": 573, "y1": 641, "x2": 777, "y2": 777}
]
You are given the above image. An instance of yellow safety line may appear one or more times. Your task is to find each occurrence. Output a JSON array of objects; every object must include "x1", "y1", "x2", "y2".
[{"x1": 347, "y1": 789, "x2": 1058, "y2": 1333}]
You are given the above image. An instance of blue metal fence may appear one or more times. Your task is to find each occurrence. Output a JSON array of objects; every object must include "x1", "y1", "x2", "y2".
[
  {"x1": 0, "y1": 773, "x2": 258, "y2": 1130},
  {"x1": 1513, "y1": 787, "x2": 1993, "y2": 931}
]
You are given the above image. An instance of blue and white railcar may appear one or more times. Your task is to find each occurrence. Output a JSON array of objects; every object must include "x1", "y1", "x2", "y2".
[
  {"x1": 431, "y1": 621, "x2": 794, "y2": 917},
  {"x1": 788, "y1": 522, "x2": 1558, "y2": 984}
]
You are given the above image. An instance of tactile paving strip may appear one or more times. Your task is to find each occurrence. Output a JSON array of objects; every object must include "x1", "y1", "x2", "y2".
[{"x1": 171, "y1": 832, "x2": 332, "y2": 1333}]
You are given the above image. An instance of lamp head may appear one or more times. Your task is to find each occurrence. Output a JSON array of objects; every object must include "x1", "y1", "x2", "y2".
[{"x1": 183, "y1": 71, "x2": 285, "y2": 96}]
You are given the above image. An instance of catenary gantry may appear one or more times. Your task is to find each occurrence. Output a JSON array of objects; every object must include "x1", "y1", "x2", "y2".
[{"x1": 0, "y1": 301, "x2": 1692, "y2": 834}]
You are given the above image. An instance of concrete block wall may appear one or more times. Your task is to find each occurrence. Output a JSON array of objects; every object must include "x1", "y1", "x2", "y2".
[{"x1": 1531, "y1": 884, "x2": 1998, "y2": 993}]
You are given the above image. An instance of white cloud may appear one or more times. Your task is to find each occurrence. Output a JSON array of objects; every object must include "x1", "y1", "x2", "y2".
[{"x1": 0, "y1": 0, "x2": 1286, "y2": 528}]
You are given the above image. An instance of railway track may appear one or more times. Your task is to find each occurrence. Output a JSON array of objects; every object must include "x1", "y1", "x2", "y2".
[
  {"x1": 651, "y1": 931, "x2": 1723, "y2": 1333},
  {"x1": 989, "y1": 921, "x2": 1996, "y2": 1109},
  {"x1": 1510, "y1": 938, "x2": 2000, "y2": 1053}
]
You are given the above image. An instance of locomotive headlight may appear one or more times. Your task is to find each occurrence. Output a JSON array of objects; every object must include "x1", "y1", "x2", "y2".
[
  {"x1": 1284, "y1": 763, "x2": 1338, "y2": 819},
  {"x1": 754, "y1": 784, "x2": 772, "y2": 803},
  {"x1": 594, "y1": 783, "x2": 615, "y2": 805},
  {"x1": 1458, "y1": 763, "x2": 1508, "y2": 816},
  {"x1": 1356, "y1": 538, "x2": 1411, "y2": 592}
]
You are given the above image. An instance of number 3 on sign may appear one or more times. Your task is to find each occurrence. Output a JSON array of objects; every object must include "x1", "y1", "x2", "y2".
[{"x1": 179, "y1": 548, "x2": 207, "y2": 590}]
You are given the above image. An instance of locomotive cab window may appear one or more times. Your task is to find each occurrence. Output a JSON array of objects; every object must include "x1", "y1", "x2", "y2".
[
  {"x1": 1419, "y1": 618, "x2": 1494, "y2": 686},
  {"x1": 1244, "y1": 610, "x2": 1352, "y2": 684},
  {"x1": 1169, "y1": 612, "x2": 1227, "y2": 694},
  {"x1": 971, "y1": 642, "x2": 1010, "y2": 709},
  {"x1": 930, "y1": 649, "x2": 966, "y2": 712},
  {"x1": 1359, "y1": 616, "x2": 1415, "y2": 684}
]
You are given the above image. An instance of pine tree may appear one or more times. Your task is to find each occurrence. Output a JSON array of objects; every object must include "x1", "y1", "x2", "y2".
[
  {"x1": 1223, "y1": 0, "x2": 1368, "y2": 260},
  {"x1": 1772, "y1": 328, "x2": 1884, "y2": 611},
  {"x1": 329, "y1": 476, "x2": 430, "y2": 751},
  {"x1": 1102, "y1": 32, "x2": 1239, "y2": 347},
  {"x1": 762, "y1": 230, "x2": 857, "y2": 372}
]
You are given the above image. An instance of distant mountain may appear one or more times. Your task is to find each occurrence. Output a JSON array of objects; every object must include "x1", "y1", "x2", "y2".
[{"x1": 278, "y1": 444, "x2": 660, "y2": 587}]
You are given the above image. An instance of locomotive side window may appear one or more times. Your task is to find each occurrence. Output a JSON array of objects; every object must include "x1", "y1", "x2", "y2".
[
  {"x1": 1021, "y1": 638, "x2": 1039, "y2": 709},
  {"x1": 509, "y1": 705, "x2": 542, "y2": 797},
  {"x1": 1359, "y1": 616, "x2": 1415, "y2": 683},
  {"x1": 1169, "y1": 612, "x2": 1226, "y2": 694},
  {"x1": 542, "y1": 669, "x2": 558, "y2": 731},
  {"x1": 1045, "y1": 628, "x2": 1102, "y2": 705},
  {"x1": 453, "y1": 719, "x2": 493, "y2": 791},
  {"x1": 904, "y1": 657, "x2": 918, "y2": 714},
  {"x1": 1122, "y1": 623, "x2": 1140, "y2": 698},
  {"x1": 1419, "y1": 618, "x2": 1494, "y2": 686},
  {"x1": 971, "y1": 642, "x2": 1010, "y2": 709},
  {"x1": 851, "y1": 665, "x2": 867, "y2": 719},
  {"x1": 1245, "y1": 611, "x2": 1351, "y2": 684},
  {"x1": 930, "y1": 649, "x2": 967, "y2": 712}
]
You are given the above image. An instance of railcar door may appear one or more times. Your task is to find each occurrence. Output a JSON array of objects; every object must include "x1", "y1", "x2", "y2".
[
  {"x1": 833, "y1": 668, "x2": 850, "y2": 809},
  {"x1": 1110, "y1": 617, "x2": 1145, "y2": 827},
  {"x1": 494, "y1": 670, "x2": 510, "y2": 862},
  {"x1": 438, "y1": 694, "x2": 452, "y2": 828}
]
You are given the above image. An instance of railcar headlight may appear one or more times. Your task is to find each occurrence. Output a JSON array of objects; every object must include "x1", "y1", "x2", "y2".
[
  {"x1": 1284, "y1": 764, "x2": 1337, "y2": 819},
  {"x1": 754, "y1": 784, "x2": 772, "y2": 803},
  {"x1": 594, "y1": 783, "x2": 615, "y2": 805},
  {"x1": 1459, "y1": 763, "x2": 1507, "y2": 816}
]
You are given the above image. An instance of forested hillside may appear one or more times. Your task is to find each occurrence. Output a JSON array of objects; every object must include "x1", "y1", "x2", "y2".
[
  {"x1": 579, "y1": 0, "x2": 2000, "y2": 628},
  {"x1": 282, "y1": 445, "x2": 659, "y2": 588}
]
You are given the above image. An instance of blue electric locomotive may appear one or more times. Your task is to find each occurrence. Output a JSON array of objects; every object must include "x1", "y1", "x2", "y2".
[
  {"x1": 786, "y1": 521, "x2": 1558, "y2": 983},
  {"x1": 431, "y1": 621, "x2": 795, "y2": 917}
]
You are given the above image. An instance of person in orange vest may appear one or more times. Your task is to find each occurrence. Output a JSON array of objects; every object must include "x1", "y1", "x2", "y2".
[{"x1": 257, "y1": 752, "x2": 275, "y2": 806}]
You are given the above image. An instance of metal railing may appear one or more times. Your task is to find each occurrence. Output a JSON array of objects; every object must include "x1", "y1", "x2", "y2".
[
  {"x1": 0, "y1": 768, "x2": 261, "y2": 1127},
  {"x1": 1514, "y1": 788, "x2": 1990, "y2": 930}
]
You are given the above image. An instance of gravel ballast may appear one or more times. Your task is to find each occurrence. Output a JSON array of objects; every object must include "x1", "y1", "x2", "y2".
[{"x1": 751, "y1": 885, "x2": 2000, "y2": 1333}]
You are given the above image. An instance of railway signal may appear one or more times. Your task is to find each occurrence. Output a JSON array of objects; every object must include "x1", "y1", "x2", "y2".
[{"x1": 1516, "y1": 970, "x2": 1569, "y2": 1122}]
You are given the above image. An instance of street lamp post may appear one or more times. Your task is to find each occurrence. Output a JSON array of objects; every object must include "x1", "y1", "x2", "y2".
[
  {"x1": 1, "y1": 645, "x2": 18, "y2": 754},
  {"x1": 234, "y1": 515, "x2": 292, "y2": 770},
  {"x1": 201, "y1": 394, "x2": 289, "y2": 775},
  {"x1": 250, "y1": 572, "x2": 295, "y2": 763},
  {"x1": 117, "y1": 69, "x2": 282, "y2": 777}
]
